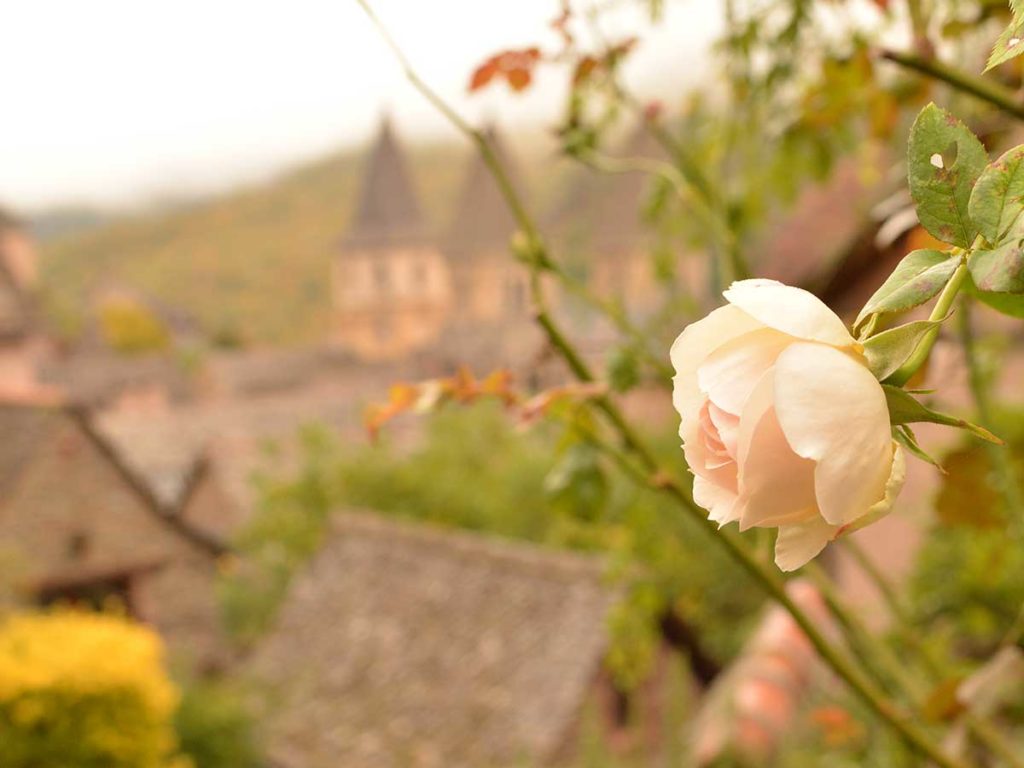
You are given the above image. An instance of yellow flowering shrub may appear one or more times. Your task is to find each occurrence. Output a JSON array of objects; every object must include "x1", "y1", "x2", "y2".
[
  {"x1": 98, "y1": 297, "x2": 171, "y2": 354},
  {"x1": 0, "y1": 610, "x2": 185, "y2": 768}
]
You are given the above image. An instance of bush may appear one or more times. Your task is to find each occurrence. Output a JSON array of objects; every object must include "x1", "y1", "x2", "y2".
[
  {"x1": 175, "y1": 679, "x2": 262, "y2": 768},
  {"x1": 98, "y1": 296, "x2": 171, "y2": 354},
  {"x1": 0, "y1": 609, "x2": 184, "y2": 768},
  {"x1": 223, "y1": 402, "x2": 764, "y2": 677}
]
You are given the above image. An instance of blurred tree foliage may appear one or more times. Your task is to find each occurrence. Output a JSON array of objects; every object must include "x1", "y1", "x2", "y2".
[
  {"x1": 911, "y1": 408, "x2": 1024, "y2": 659},
  {"x1": 174, "y1": 678, "x2": 263, "y2": 768},
  {"x1": 97, "y1": 296, "x2": 172, "y2": 354},
  {"x1": 221, "y1": 402, "x2": 766, "y2": 685},
  {"x1": 0, "y1": 610, "x2": 184, "y2": 768}
]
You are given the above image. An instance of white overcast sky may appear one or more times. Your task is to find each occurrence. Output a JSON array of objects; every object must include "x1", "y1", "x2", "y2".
[{"x1": 0, "y1": 1, "x2": 723, "y2": 211}]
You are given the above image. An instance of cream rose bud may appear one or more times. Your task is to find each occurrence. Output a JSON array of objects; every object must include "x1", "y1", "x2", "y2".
[{"x1": 670, "y1": 279, "x2": 905, "y2": 572}]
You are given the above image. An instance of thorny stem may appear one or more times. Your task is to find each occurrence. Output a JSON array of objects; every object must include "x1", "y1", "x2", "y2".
[
  {"x1": 879, "y1": 49, "x2": 1024, "y2": 122},
  {"x1": 888, "y1": 259, "x2": 969, "y2": 386},
  {"x1": 356, "y1": 3, "x2": 972, "y2": 765},
  {"x1": 810, "y1": 556, "x2": 1024, "y2": 768}
]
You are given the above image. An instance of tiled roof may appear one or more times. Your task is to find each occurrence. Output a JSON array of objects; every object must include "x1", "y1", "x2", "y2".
[
  {"x1": 0, "y1": 400, "x2": 224, "y2": 555},
  {"x1": 0, "y1": 404, "x2": 60, "y2": 498},
  {"x1": 444, "y1": 127, "x2": 520, "y2": 257},
  {"x1": 250, "y1": 512, "x2": 621, "y2": 768},
  {"x1": 342, "y1": 117, "x2": 427, "y2": 249},
  {"x1": 547, "y1": 122, "x2": 663, "y2": 256}
]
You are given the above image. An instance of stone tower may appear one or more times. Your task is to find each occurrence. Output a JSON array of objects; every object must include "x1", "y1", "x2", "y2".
[
  {"x1": 332, "y1": 117, "x2": 451, "y2": 360},
  {"x1": 442, "y1": 128, "x2": 538, "y2": 366}
]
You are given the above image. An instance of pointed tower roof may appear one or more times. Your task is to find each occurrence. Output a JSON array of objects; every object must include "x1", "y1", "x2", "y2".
[
  {"x1": 343, "y1": 116, "x2": 426, "y2": 248},
  {"x1": 547, "y1": 121, "x2": 662, "y2": 255},
  {"x1": 445, "y1": 127, "x2": 521, "y2": 258}
]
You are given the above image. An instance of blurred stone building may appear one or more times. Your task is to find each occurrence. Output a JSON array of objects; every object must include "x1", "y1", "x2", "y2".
[
  {"x1": 250, "y1": 512, "x2": 683, "y2": 768},
  {"x1": 0, "y1": 398, "x2": 231, "y2": 669},
  {"x1": 331, "y1": 117, "x2": 452, "y2": 361},
  {"x1": 0, "y1": 208, "x2": 51, "y2": 397},
  {"x1": 331, "y1": 119, "x2": 659, "y2": 369}
]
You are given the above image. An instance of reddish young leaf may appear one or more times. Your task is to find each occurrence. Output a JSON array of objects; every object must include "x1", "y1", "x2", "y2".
[
  {"x1": 469, "y1": 59, "x2": 499, "y2": 92},
  {"x1": 572, "y1": 56, "x2": 599, "y2": 85}
]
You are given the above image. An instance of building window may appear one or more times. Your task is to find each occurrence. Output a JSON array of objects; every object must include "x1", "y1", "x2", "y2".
[{"x1": 66, "y1": 531, "x2": 90, "y2": 561}]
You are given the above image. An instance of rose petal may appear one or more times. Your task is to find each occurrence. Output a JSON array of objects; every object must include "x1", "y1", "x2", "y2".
[
  {"x1": 694, "y1": 475, "x2": 741, "y2": 526},
  {"x1": 837, "y1": 442, "x2": 906, "y2": 536},
  {"x1": 773, "y1": 343, "x2": 893, "y2": 527},
  {"x1": 774, "y1": 516, "x2": 839, "y2": 572},
  {"x1": 707, "y1": 403, "x2": 739, "y2": 458},
  {"x1": 697, "y1": 328, "x2": 792, "y2": 415},
  {"x1": 724, "y1": 280, "x2": 854, "y2": 347},
  {"x1": 735, "y1": 371, "x2": 819, "y2": 531},
  {"x1": 671, "y1": 305, "x2": 763, "y2": 444}
]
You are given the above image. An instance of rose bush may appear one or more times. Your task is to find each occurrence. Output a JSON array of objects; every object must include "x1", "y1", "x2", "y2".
[{"x1": 671, "y1": 279, "x2": 905, "y2": 571}]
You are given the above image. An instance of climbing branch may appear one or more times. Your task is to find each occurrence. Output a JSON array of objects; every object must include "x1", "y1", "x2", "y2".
[
  {"x1": 355, "y1": 3, "x2": 972, "y2": 764},
  {"x1": 879, "y1": 49, "x2": 1024, "y2": 122}
]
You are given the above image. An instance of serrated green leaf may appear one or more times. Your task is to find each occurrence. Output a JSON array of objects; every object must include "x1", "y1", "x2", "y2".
[
  {"x1": 968, "y1": 238, "x2": 1024, "y2": 293},
  {"x1": 894, "y1": 425, "x2": 944, "y2": 470},
  {"x1": 863, "y1": 318, "x2": 946, "y2": 382},
  {"x1": 883, "y1": 384, "x2": 1003, "y2": 444},
  {"x1": 855, "y1": 249, "x2": 958, "y2": 328},
  {"x1": 968, "y1": 146, "x2": 1024, "y2": 242},
  {"x1": 907, "y1": 104, "x2": 988, "y2": 247},
  {"x1": 985, "y1": 17, "x2": 1024, "y2": 73}
]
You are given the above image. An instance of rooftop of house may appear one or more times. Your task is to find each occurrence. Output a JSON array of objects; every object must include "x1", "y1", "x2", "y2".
[
  {"x1": 249, "y1": 511, "x2": 621, "y2": 768},
  {"x1": 0, "y1": 399, "x2": 224, "y2": 555}
]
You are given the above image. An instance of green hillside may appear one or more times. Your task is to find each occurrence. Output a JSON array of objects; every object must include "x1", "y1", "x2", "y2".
[{"x1": 39, "y1": 144, "x2": 471, "y2": 346}]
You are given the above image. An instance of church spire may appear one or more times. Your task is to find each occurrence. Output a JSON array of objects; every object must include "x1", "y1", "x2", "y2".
[
  {"x1": 343, "y1": 115, "x2": 425, "y2": 247},
  {"x1": 445, "y1": 125, "x2": 520, "y2": 258}
]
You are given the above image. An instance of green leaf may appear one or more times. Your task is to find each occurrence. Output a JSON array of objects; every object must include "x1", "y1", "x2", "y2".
[
  {"x1": 863, "y1": 318, "x2": 945, "y2": 382},
  {"x1": 894, "y1": 425, "x2": 944, "y2": 471},
  {"x1": 968, "y1": 146, "x2": 1024, "y2": 243},
  {"x1": 608, "y1": 346, "x2": 640, "y2": 393},
  {"x1": 544, "y1": 443, "x2": 609, "y2": 521},
  {"x1": 882, "y1": 385, "x2": 1003, "y2": 444},
  {"x1": 907, "y1": 104, "x2": 988, "y2": 247},
  {"x1": 854, "y1": 250, "x2": 958, "y2": 329},
  {"x1": 968, "y1": 238, "x2": 1024, "y2": 294},
  {"x1": 985, "y1": 16, "x2": 1024, "y2": 73},
  {"x1": 977, "y1": 290, "x2": 1024, "y2": 318}
]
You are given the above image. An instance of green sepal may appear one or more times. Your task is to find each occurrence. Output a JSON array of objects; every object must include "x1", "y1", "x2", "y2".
[
  {"x1": 862, "y1": 317, "x2": 947, "y2": 383},
  {"x1": 854, "y1": 249, "x2": 959, "y2": 330},
  {"x1": 893, "y1": 424, "x2": 945, "y2": 472},
  {"x1": 883, "y1": 385, "x2": 1003, "y2": 444}
]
